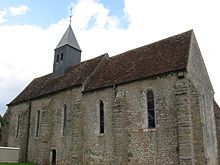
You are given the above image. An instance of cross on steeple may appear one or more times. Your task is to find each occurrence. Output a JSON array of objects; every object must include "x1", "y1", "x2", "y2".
[
  {"x1": 69, "y1": 7, "x2": 73, "y2": 24},
  {"x1": 53, "y1": 12, "x2": 82, "y2": 77}
]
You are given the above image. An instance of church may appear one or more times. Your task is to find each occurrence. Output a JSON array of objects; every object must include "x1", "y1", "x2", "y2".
[{"x1": 1, "y1": 24, "x2": 220, "y2": 165}]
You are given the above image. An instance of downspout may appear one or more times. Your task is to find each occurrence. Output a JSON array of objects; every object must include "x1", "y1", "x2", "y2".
[{"x1": 25, "y1": 101, "x2": 32, "y2": 162}]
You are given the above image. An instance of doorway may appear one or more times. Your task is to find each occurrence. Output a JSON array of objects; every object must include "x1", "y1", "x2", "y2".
[{"x1": 51, "y1": 149, "x2": 56, "y2": 165}]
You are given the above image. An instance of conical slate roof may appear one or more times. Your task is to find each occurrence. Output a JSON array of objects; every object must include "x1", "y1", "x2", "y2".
[{"x1": 56, "y1": 24, "x2": 81, "y2": 51}]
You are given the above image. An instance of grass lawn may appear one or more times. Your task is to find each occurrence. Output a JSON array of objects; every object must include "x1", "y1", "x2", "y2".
[{"x1": 0, "y1": 163, "x2": 36, "y2": 165}]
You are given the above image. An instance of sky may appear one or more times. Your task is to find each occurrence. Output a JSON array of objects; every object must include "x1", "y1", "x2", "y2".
[{"x1": 0, "y1": 0, "x2": 220, "y2": 115}]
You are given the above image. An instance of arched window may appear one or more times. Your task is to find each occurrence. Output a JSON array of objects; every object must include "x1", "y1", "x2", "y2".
[
  {"x1": 147, "y1": 90, "x2": 156, "y2": 128},
  {"x1": 63, "y1": 104, "x2": 67, "y2": 136},
  {"x1": 99, "y1": 101, "x2": 104, "y2": 134},
  {"x1": 16, "y1": 115, "x2": 20, "y2": 138},
  {"x1": 36, "y1": 110, "x2": 41, "y2": 138}
]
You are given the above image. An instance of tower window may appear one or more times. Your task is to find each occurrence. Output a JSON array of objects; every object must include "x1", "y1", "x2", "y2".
[
  {"x1": 147, "y1": 90, "x2": 156, "y2": 128},
  {"x1": 36, "y1": 110, "x2": 41, "y2": 138},
  {"x1": 56, "y1": 54, "x2": 59, "y2": 63},
  {"x1": 99, "y1": 101, "x2": 104, "y2": 134},
  {"x1": 60, "y1": 53, "x2": 64, "y2": 61},
  {"x1": 63, "y1": 104, "x2": 67, "y2": 136}
]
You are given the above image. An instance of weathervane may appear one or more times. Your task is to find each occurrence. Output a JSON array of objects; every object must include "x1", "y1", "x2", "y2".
[{"x1": 69, "y1": 7, "x2": 73, "y2": 24}]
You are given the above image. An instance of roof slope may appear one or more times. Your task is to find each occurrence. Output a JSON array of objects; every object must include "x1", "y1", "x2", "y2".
[
  {"x1": 9, "y1": 55, "x2": 105, "y2": 105},
  {"x1": 56, "y1": 24, "x2": 81, "y2": 51},
  {"x1": 9, "y1": 30, "x2": 193, "y2": 105},
  {"x1": 214, "y1": 101, "x2": 220, "y2": 114},
  {"x1": 84, "y1": 30, "x2": 192, "y2": 91}
]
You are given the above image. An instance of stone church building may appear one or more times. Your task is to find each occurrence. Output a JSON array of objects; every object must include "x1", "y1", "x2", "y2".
[{"x1": 1, "y1": 25, "x2": 220, "y2": 165}]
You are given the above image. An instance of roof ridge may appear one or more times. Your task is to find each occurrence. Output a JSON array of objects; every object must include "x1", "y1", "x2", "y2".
[
  {"x1": 109, "y1": 29, "x2": 193, "y2": 60},
  {"x1": 83, "y1": 53, "x2": 109, "y2": 91},
  {"x1": 84, "y1": 29, "x2": 193, "y2": 92},
  {"x1": 8, "y1": 29, "x2": 194, "y2": 105}
]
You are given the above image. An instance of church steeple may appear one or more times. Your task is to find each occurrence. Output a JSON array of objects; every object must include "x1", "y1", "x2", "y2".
[
  {"x1": 56, "y1": 24, "x2": 81, "y2": 51},
  {"x1": 53, "y1": 24, "x2": 82, "y2": 77}
]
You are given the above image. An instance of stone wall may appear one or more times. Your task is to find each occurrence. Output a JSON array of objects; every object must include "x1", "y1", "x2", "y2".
[
  {"x1": 1, "y1": 103, "x2": 29, "y2": 162},
  {"x1": 123, "y1": 75, "x2": 179, "y2": 165},
  {"x1": 83, "y1": 73, "x2": 180, "y2": 164},
  {"x1": 2, "y1": 69, "x2": 219, "y2": 164},
  {"x1": 175, "y1": 78, "x2": 195, "y2": 165},
  {"x1": 82, "y1": 69, "x2": 219, "y2": 165},
  {"x1": 27, "y1": 87, "x2": 83, "y2": 165},
  {"x1": 214, "y1": 102, "x2": 220, "y2": 163},
  {"x1": 2, "y1": 87, "x2": 84, "y2": 165},
  {"x1": 190, "y1": 84, "x2": 207, "y2": 165},
  {"x1": 83, "y1": 88, "x2": 115, "y2": 164},
  {"x1": 187, "y1": 32, "x2": 219, "y2": 165}
]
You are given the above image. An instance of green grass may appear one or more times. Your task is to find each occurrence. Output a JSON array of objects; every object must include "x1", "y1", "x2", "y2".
[{"x1": 0, "y1": 163, "x2": 36, "y2": 165}]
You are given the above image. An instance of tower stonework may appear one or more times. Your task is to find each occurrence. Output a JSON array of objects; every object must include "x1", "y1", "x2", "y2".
[{"x1": 53, "y1": 24, "x2": 81, "y2": 77}]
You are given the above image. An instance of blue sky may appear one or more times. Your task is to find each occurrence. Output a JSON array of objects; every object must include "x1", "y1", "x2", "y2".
[
  {"x1": 1, "y1": 0, "x2": 220, "y2": 115},
  {"x1": 1, "y1": 0, "x2": 75, "y2": 27},
  {"x1": 0, "y1": 0, "x2": 128, "y2": 115},
  {"x1": 0, "y1": 0, "x2": 127, "y2": 28}
]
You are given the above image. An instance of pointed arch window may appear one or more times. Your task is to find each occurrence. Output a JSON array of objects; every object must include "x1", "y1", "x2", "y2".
[
  {"x1": 63, "y1": 104, "x2": 67, "y2": 136},
  {"x1": 147, "y1": 90, "x2": 156, "y2": 128},
  {"x1": 99, "y1": 101, "x2": 104, "y2": 134},
  {"x1": 16, "y1": 115, "x2": 20, "y2": 138},
  {"x1": 36, "y1": 110, "x2": 41, "y2": 138}
]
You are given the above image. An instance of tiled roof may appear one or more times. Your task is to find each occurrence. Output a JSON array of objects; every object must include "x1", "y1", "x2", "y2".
[
  {"x1": 9, "y1": 30, "x2": 193, "y2": 105},
  {"x1": 84, "y1": 30, "x2": 192, "y2": 91},
  {"x1": 9, "y1": 55, "x2": 105, "y2": 105}
]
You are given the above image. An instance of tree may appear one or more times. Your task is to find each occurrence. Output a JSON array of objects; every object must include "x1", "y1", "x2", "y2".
[
  {"x1": 0, "y1": 115, "x2": 3, "y2": 141},
  {"x1": 0, "y1": 115, "x2": 2, "y2": 141},
  {"x1": 0, "y1": 115, "x2": 8, "y2": 141}
]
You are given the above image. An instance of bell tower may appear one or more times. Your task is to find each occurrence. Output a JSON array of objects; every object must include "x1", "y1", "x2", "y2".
[{"x1": 53, "y1": 24, "x2": 81, "y2": 77}]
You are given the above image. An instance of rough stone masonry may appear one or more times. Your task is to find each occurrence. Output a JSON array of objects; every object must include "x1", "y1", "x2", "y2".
[{"x1": 1, "y1": 26, "x2": 220, "y2": 165}]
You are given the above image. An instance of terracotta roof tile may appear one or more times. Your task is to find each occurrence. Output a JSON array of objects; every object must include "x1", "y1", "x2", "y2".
[
  {"x1": 84, "y1": 30, "x2": 192, "y2": 91},
  {"x1": 9, "y1": 55, "x2": 105, "y2": 105},
  {"x1": 9, "y1": 30, "x2": 193, "y2": 105}
]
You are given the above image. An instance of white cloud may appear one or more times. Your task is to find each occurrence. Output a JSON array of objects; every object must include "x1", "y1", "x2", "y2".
[
  {"x1": 0, "y1": 10, "x2": 7, "y2": 24},
  {"x1": 1, "y1": 0, "x2": 220, "y2": 114},
  {"x1": 71, "y1": 0, "x2": 120, "y2": 30},
  {"x1": 122, "y1": 0, "x2": 220, "y2": 104},
  {"x1": 9, "y1": 5, "x2": 29, "y2": 16},
  {"x1": 0, "y1": 23, "x2": 64, "y2": 114}
]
